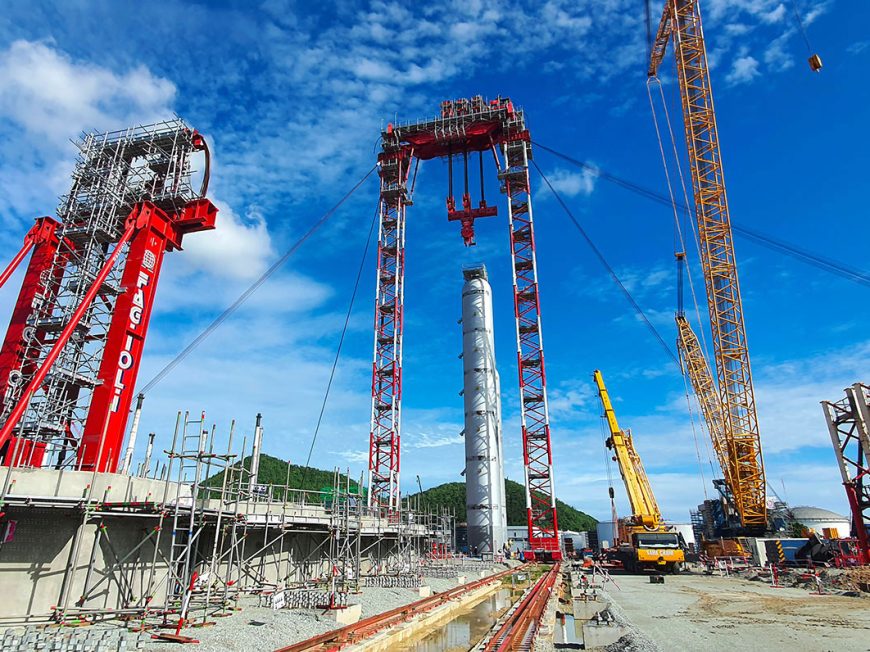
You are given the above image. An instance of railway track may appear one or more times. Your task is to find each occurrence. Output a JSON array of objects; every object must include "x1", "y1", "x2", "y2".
[
  {"x1": 475, "y1": 562, "x2": 561, "y2": 652},
  {"x1": 275, "y1": 563, "x2": 532, "y2": 651}
]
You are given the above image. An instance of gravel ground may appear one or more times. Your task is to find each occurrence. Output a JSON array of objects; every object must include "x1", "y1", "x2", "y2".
[
  {"x1": 600, "y1": 570, "x2": 870, "y2": 652},
  {"x1": 146, "y1": 565, "x2": 510, "y2": 651},
  {"x1": 601, "y1": 600, "x2": 661, "y2": 652}
]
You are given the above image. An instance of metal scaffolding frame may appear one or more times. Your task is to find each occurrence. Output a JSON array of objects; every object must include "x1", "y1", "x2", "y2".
[{"x1": 0, "y1": 410, "x2": 453, "y2": 633}]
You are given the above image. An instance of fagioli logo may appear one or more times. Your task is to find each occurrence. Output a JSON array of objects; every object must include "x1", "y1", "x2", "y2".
[{"x1": 111, "y1": 251, "x2": 155, "y2": 413}]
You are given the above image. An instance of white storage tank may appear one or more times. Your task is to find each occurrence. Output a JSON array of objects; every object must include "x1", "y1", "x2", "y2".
[{"x1": 790, "y1": 506, "x2": 851, "y2": 538}]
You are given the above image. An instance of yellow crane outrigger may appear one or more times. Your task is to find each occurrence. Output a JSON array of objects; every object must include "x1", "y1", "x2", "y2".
[{"x1": 594, "y1": 370, "x2": 686, "y2": 573}]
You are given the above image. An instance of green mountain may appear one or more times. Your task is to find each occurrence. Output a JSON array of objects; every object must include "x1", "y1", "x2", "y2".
[
  {"x1": 413, "y1": 480, "x2": 597, "y2": 532},
  {"x1": 205, "y1": 457, "x2": 596, "y2": 532},
  {"x1": 204, "y1": 454, "x2": 362, "y2": 499}
]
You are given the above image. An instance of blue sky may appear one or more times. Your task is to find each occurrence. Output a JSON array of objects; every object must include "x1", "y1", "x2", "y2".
[{"x1": 0, "y1": 0, "x2": 867, "y2": 525}]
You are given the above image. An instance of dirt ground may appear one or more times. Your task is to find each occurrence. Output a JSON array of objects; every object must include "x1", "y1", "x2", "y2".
[{"x1": 601, "y1": 571, "x2": 870, "y2": 652}]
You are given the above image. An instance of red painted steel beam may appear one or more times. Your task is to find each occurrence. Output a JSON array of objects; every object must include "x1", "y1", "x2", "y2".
[
  {"x1": 503, "y1": 135, "x2": 560, "y2": 559},
  {"x1": 368, "y1": 142, "x2": 411, "y2": 510},
  {"x1": 78, "y1": 200, "x2": 216, "y2": 472},
  {"x1": 0, "y1": 218, "x2": 63, "y2": 433},
  {"x1": 484, "y1": 562, "x2": 560, "y2": 652},
  {"x1": 0, "y1": 238, "x2": 35, "y2": 290},
  {"x1": 0, "y1": 217, "x2": 137, "y2": 460},
  {"x1": 275, "y1": 563, "x2": 532, "y2": 652}
]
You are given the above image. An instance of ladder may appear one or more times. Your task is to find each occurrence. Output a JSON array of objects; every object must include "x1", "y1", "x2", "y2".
[{"x1": 165, "y1": 411, "x2": 208, "y2": 609}]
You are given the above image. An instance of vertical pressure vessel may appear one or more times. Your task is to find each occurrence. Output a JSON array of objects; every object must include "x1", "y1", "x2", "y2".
[{"x1": 461, "y1": 266, "x2": 507, "y2": 555}]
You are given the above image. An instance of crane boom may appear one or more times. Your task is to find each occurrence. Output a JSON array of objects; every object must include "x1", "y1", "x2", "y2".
[
  {"x1": 593, "y1": 370, "x2": 662, "y2": 529},
  {"x1": 676, "y1": 315, "x2": 733, "y2": 489},
  {"x1": 650, "y1": 0, "x2": 766, "y2": 531}
]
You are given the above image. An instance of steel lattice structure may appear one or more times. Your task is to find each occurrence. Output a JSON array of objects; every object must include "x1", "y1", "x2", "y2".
[
  {"x1": 0, "y1": 119, "x2": 216, "y2": 472},
  {"x1": 822, "y1": 384, "x2": 870, "y2": 565},
  {"x1": 366, "y1": 97, "x2": 560, "y2": 558},
  {"x1": 368, "y1": 132, "x2": 410, "y2": 512},
  {"x1": 650, "y1": 0, "x2": 766, "y2": 531},
  {"x1": 675, "y1": 315, "x2": 733, "y2": 492}
]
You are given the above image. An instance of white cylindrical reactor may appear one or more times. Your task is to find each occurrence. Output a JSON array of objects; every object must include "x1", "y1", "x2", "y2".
[{"x1": 461, "y1": 266, "x2": 507, "y2": 555}]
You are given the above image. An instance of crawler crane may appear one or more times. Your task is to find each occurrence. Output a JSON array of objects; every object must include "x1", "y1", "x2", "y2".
[
  {"x1": 649, "y1": 0, "x2": 767, "y2": 534},
  {"x1": 594, "y1": 370, "x2": 685, "y2": 573}
]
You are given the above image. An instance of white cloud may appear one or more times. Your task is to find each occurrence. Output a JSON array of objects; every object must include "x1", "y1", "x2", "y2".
[
  {"x1": 540, "y1": 167, "x2": 597, "y2": 199},
  {"x1": 764, "y1": 35, "x2": 795, "y2": 72},
  {"x1": 548, "y1": 379, "x2": 597, "y2": 419},
  {"x1": 847, "y1": 40, "x2": 870, "y2": 56},
  {"x1": 181, "y1": 199, "x2": 274, "y2": 281},
  {"x1": 333, "y1": 449, "x2": 370, "y2": 464},
  {"x1": 0, "y1": 40, "x2": 178, "y2": 223},
  {"x1": 761, "y1": 3, "x2": 786, "y2": 23},
  {"x1": 0, "y1": 39, "x2": 175, "y2": 144},
  {"x1": 407, "y1": 432, "x2": 463, "y2": 449},
  {"x1": 726, "y1": 54, "x2": 761, "y2": 84}
]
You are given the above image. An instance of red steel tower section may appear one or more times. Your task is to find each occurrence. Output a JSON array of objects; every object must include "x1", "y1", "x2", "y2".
[
  {"x1": 0, "y1": 120, "x2": 216, "y2": 472},
  {"x1": 368, "y1": 132, "x2": 410, "y2": 510},
  {"x1": 822, "y1": 384, "x2": 870, "y2": 565},
  {"x1": 0, "y1": 217, "x2": 64, "y2": 467},
  {"x1": 367, "y1": 97, "x2": 560, "y2": 558},
  {"x1": 502, "y1": 130, "x2": 560, "y2": 558}
]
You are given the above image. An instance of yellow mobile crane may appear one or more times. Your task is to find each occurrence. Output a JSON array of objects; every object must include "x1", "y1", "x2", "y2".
[
  {"x1": 594, "y1": 370, "x2": 686, "y2": 573},
  {"x1": 649, "y1": 0, "x2": 767, "y2": 534}
]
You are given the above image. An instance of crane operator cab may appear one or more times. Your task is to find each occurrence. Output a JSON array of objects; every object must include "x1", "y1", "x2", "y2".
[{"x1": 619, "y1": 530, "x2": 686, "y2": 574}]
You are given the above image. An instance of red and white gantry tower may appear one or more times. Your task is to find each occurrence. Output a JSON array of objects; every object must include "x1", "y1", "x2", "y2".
[{"x1": 367, "y1": 97, "x2": 560, "y2": 559}]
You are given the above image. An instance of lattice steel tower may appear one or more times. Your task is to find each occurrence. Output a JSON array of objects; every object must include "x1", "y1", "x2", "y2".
[{"x1": 367, "y1": 97, "x2": 560, "y2": 560}]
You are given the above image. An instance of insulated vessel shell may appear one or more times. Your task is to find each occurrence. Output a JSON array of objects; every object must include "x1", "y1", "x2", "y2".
[{"x1": 461, "y1": 266, "x2": 507, "y2": 555}]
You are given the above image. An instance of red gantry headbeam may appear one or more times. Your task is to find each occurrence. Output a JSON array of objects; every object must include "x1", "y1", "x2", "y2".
[{"x1": 367, "y1": 97, "x2": 560, "y2": 559}]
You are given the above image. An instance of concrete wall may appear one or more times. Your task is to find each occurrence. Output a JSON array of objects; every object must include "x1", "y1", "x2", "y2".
[
  {"x1": 0, "y1": 467, "x2": 427, "y2": 624},
  {"x1": 0, "y1": 507, "x2": 174, "y2": 625}
]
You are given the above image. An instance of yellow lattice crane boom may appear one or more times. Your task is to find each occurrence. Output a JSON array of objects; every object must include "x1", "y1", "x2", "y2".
[
  {"x1": 675, "y1": 314, "x2": 732, "y2": 488},
  {"x1": 593, "y1": 369, "x2": 662, "y2": 529},
  {"x1": 649, "y1": 0, "x2": 767, "y2": 531}
]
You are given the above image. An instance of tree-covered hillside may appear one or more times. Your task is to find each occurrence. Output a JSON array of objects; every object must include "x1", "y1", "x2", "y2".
[
  {"x1": 414, "y1": 480, "x2": 597, "y2": 532},
  {"x1": 205, "y1": 457, "x2": 596, "y2": 531},
  {"x1": 204, "y1": 454, "x2": 361, "y2": 498}
]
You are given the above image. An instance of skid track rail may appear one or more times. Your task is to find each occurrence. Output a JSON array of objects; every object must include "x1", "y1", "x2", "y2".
[
  {"x1": 477, "y1": 562, "x2": 560, "y2": 652},
  {"x1": 275, "y1": 563, "x2": 533, "y2": 651}
]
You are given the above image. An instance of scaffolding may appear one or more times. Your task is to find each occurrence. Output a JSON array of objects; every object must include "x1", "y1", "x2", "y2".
[
  {"x1": 0, "y1": 119, "x2": 210, "y2": 472},
  {"x1": 0, "y1": 410, "x2": 454, "y2": 634}
]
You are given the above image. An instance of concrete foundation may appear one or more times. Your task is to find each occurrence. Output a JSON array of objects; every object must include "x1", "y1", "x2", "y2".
[{"x1": 333, "y1": 603, "x2": 362, "y2": 625}]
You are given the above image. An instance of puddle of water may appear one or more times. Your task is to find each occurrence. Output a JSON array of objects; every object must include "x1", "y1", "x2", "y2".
[
  {"x1": 554, "y1": 611, "x2": 583, "y2": 648},
  {"x1": 395, "y1": 588, "x2": 515, "y2": 652}
]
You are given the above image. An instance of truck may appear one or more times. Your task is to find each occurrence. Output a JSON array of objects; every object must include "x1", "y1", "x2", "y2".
[{"x1": 594, "y1": 370, "x2": 686, "y2": 574}]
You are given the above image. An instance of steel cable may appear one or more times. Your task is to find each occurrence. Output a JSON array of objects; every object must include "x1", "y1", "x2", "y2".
[
  {"x1": 298, "y1": 199, "x2": 380, "y2": 489},
  {"x1": 532, "y1": 141, "x2": 870, "y2": 289},
  {"x1": 532, "y1": 159, "x2": 680, "y2": 366},
  {"x1": 139, "y1": 165, "x2": 377, "y2": 395}
]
